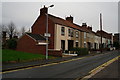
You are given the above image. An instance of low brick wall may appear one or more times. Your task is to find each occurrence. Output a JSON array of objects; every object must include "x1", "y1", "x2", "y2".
[{"x1": 48, "y1": 49, "x2": 62, "y2": 57}]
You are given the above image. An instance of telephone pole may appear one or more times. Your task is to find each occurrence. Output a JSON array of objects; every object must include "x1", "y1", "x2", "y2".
[{"x1": 100, "y1": 13, "x2": 103, "y2": 53}]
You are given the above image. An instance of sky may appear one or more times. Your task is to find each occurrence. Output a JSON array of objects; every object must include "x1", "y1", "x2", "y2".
[{"x1": 1, "y1": 1, "x2": 119, "y2": 34}]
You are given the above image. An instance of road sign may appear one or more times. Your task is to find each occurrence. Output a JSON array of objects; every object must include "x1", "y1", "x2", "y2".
[{"x1": 44, "y1": 33, "x2": 51, "y2": 37}]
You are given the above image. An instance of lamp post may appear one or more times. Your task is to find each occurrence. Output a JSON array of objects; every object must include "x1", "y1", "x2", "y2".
[{"x1": 45, "y1": 5, "x2": 54, "y2": 60}]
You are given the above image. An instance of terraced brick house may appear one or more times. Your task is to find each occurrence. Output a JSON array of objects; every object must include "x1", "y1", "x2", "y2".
[
  {"x1": 17, "y1": 6, "x2": 113, "y2": 56},
  {"x1": 96, "y1": 30, "x2": 113, "y2": 48}
]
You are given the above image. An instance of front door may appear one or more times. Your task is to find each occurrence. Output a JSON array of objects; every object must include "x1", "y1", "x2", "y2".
[
  {"x1": 87, "y1": 42, "x2": 91, "y2": 50},
  {"x1": 68, "y1": 40, "x2": 74, "y2": 50},
  {"x1": 61, "y1": 40, "x2": 65, "y2": 51}
]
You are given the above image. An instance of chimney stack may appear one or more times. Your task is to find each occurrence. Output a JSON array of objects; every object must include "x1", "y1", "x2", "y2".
[
  {"x1": 66, "y1": 15, "x2": 73, "y2": 23},
  {"x1": 82, "y1": 23, "x2": 87, "y2": 27},
  {"x1": 40, "y1": 5, "x2": 48, "y2": 16},
  {"x1": 87, "y1": 26, "x2": 92, "y2": 31}
]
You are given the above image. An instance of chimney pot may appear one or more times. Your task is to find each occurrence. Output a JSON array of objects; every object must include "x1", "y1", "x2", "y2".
[
  {"x1": 66, "y1": 15, "x2": 73, "y2": 23},
  {"x1": 82, "y1": 23, "x2": 87, "y2": 26},
  {"x1": 88, "y1": 26, "x2": 92, "y2": 31},
  {"x1": 40, "y1": 6, "x2": 48, "y2": 16}
]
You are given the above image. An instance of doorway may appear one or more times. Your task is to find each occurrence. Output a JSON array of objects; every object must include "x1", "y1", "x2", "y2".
[
  {"x1": 68, "y1": 40, "x2": 74, "y2": 50},
  {"x1": 61, "y1": 40, "x2": 65, "y2": 51}
]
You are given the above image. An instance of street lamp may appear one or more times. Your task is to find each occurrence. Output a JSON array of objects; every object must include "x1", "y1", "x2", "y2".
[{"x1": 45, "y1": 5, "x2": 54, "y2": 59}]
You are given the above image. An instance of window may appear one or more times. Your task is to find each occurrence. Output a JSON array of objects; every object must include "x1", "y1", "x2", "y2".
[
  {"x1": 68, "y1": 28, "x2": 74, "y2": 37},
  {"x1": 68, "y1": 29, "x2": 71, "y2": 36},
  {"x1": 76, "y1": 31, "x2": 79, "y2": 38},
  {"x1": 76, "y1": 42, "x2": 79, "y2": 47},
  {"x1": 61, "y1": 27, "x2": 65, "y2": 35},
  {"x1": 84, "y1": 32, "x2": 86, "y2": 39},
  {"x1": 71, "y1": 29, "x2": 74, "y2": 37}
]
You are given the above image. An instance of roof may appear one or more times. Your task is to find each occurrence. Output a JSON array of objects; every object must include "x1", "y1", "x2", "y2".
[
  {"x1": 48, "y1": 14, "x2": 97, "y2": 33},
  {"x1": 26, "y1": 33, "x2": 46, "y2": 41},
  {"x1": 34, "y1": 13, "x2": 112, "y2": 38},
  {"x1": 96, "y1": 30, "x2": 112, "y2": 39},
  {"x1": 48, "y1": 14, "x2": 84, "y2": 32}
]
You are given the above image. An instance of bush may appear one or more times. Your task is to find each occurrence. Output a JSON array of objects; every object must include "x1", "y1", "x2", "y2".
[
  {"x1": 113, "y1": 42, "x2": 120, "y2": 49},
  {"x1": 6, "y1": 39, "x2": 17, "y2": 49},
  {"x1": 70, "y1": 47, "x2": 88, "y2": 56},
  {"x1": 65, "y1": 50, "x2": 69, "y2": 53}
]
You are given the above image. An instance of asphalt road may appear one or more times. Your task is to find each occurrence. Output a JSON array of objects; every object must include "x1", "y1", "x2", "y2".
[
  {"x1": 2, "y1": 50, "x2": 120, "y2": 80},
  {"x1": 91, "y1": 57, "x2": 120, "y2": 78}
]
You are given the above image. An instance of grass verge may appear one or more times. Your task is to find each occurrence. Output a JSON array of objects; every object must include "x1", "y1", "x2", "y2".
[{"x1": 2, "y1": 49, "x2": 54, "y2": 63}]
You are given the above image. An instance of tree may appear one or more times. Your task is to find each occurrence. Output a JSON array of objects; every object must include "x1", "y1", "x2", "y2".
[
  {"x1": 7, "y1": 38, "x2": 17, "y2": 49},
  {"x1": 0, "y1": 24, "x2": 7, "y2": 36},
  {"x1": 1, "y1": 22, "x2": 18, "y2": 49},
  {"x1": 7, "y1": 22, "x2": 16, "y2": 39}
]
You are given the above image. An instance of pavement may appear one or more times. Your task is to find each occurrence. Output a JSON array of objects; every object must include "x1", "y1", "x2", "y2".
[{"x1": 2, "y1": 50, "x2": 120, "y2": 79}]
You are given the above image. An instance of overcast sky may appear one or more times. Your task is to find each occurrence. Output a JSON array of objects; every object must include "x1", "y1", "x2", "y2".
[{"x1": 2, "y1": 2, "x2": 118, "y2": 34}]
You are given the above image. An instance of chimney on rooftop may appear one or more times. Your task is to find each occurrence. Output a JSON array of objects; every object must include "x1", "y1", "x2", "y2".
[
  {"x1": 82, "y1": 23, "x2": 87, "y2": 27},
  {"x1": 87, "y1": 26, "x2": 92, "y2": 31},
  {"x1": 40, "y1": 5, "x2": 48, "y2": 16},
  {"x1": 66, "y1": 15, "x2": 73, "y2": 23}
]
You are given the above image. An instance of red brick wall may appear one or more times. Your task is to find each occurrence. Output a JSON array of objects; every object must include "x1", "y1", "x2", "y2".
[
  {"x1": 16, "y1": 34, "x2": 46, "y2": 55},
  {"x1": 31, "y1": 15, "x2": 55, "y2": 49},
  {"x1": 48, "y1": 50, "x2": 62, "y2": 57},
  {"x1": 17, "y1": 34, "x2": 62, "y2": 57}
]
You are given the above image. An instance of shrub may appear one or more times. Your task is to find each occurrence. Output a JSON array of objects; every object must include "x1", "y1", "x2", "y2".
[
  {"x1": 65, "y1": 50, "x2": 69, "y2": 53},
  {"x1": 113, "y1": 42, "x2": 120, "y2": 49},
  {"x1": 6, "y1": 39, "x2": 17, "y2": 49},
  {"x1": 71, "y1": 47, "x2": 88, "y2": 56}
]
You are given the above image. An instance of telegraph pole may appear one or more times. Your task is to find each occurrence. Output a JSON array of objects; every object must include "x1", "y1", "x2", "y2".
[{"x1": 100, "y1": 13, "x2": 103, "y2": 53}]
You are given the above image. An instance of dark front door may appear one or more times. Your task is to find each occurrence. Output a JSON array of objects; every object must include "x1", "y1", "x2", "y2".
[
  {"x1": 61, "y1": 40, "x2": 65, "y2": 51},
  {"x1": 68, "y1": 40, "x2": 74, "y2": 50},
  {"x1": 94, "y1": 43, "x2": 97, "y2": 50},
  {"x1": 87, "y1": 42, "x2": 91, "y2": 50}
]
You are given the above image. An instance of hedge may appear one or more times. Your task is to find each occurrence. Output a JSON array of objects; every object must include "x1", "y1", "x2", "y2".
[{"x1": 70, "y1": 47, "x2": 89, "y2": 56}]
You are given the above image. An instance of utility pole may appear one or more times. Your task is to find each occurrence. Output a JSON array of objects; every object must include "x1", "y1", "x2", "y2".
[{"x1": 100, "y1": 13, "x2": 103, "y2": 53}]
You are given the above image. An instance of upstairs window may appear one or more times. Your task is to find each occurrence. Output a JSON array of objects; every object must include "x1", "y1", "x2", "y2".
[
  {"x1": 68, "y1": 28, "x2": 74, "y2": 37},
  {"x1": 61, "y1": 27, "x2": 65, "y2": 36},
  {"x1": 84, "y1": 32, "x2": 86, "y2": 39},
  {"x1": 76, "y1": 31, "x2": 79, "y2": 38},
  {"x1": 68, "y1": 29, "x2": 71, "y2": 36},
  {"x1": 71, "y1": 29, "x2": 74, "y2": 37}
]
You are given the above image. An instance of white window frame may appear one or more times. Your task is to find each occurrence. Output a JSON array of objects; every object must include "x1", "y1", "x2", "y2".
[
  {"x1": 76, "y1": 31, "x2": 79, "y2": 38},
  {"x1": 84, "y1": 32, "x2": 86, "y2": 39},
  {"x1": 61, "y1": 27, "x2": 65, "y2": 36}
]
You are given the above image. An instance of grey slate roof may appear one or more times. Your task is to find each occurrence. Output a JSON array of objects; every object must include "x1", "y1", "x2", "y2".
[{"x1": 26, "y1": 33, "x2": 46, "y2": 41}]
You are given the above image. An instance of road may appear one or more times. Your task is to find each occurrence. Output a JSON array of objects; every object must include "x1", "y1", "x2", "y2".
[
  {"x1": 2, "y1": 50, "x2": 120, "y2": 80},
  {"x1": 91, "y1": 57, "x2": 119, "y2": 78}
]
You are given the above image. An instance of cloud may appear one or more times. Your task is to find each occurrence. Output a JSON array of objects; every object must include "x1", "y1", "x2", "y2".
[{"x1": 2, "y1": 2, "x2": 118, "y2": 33}]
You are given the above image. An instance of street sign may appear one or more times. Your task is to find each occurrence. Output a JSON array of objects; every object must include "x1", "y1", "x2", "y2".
[{"x1": 44, "y1": 33, "x2": 51, "y2": 37}]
